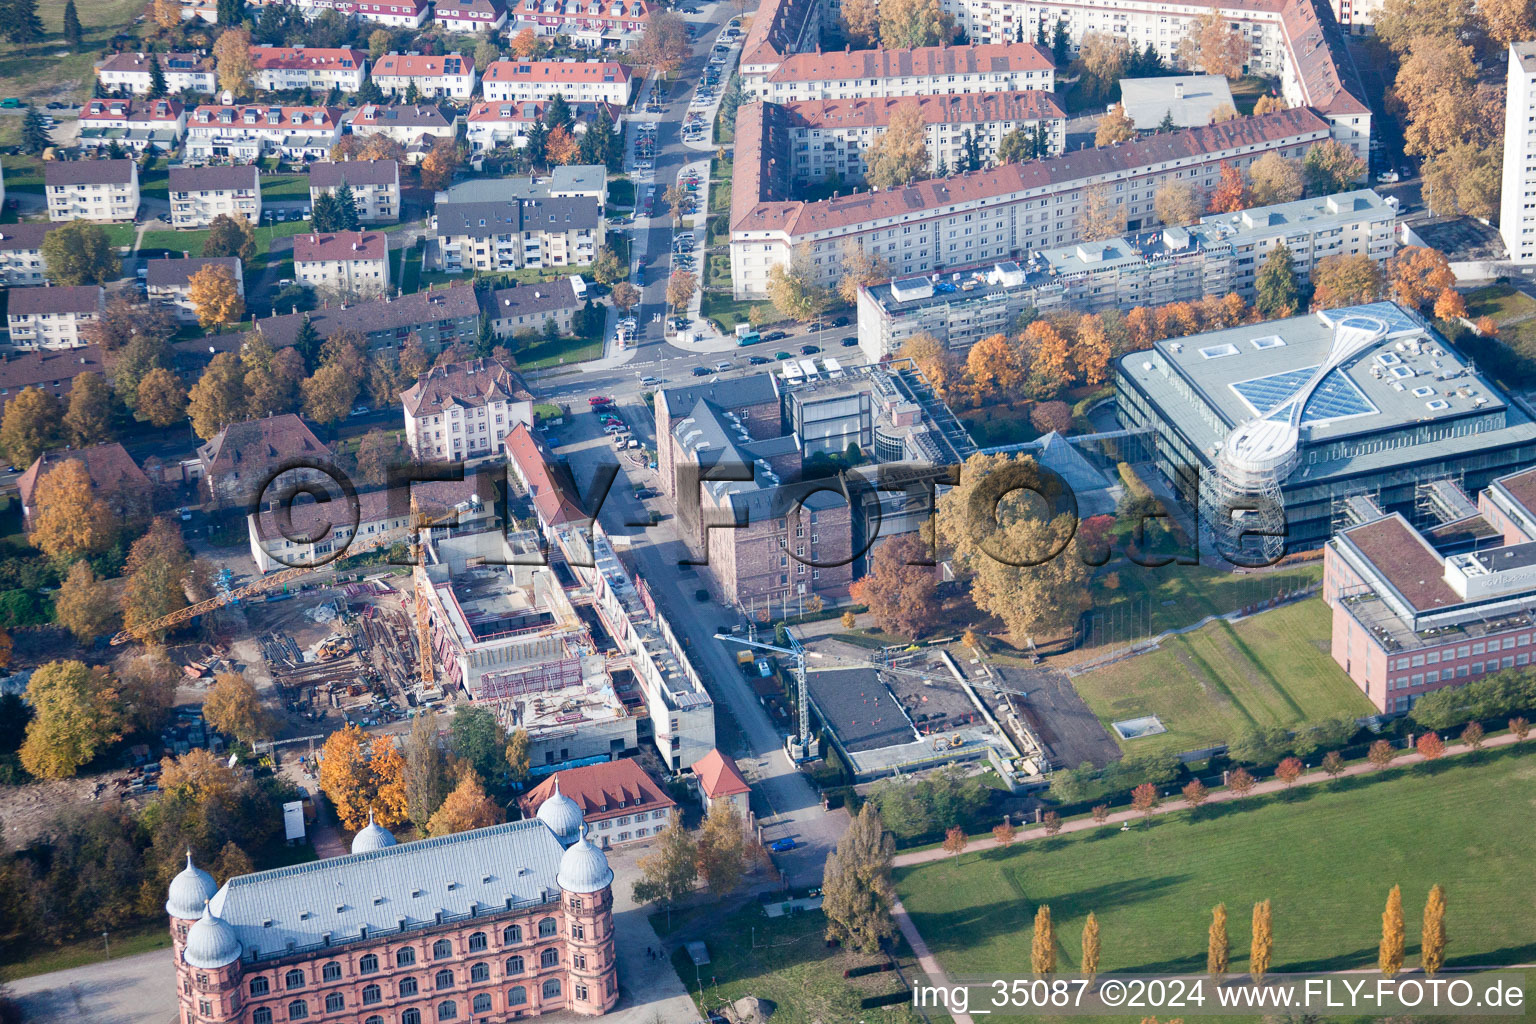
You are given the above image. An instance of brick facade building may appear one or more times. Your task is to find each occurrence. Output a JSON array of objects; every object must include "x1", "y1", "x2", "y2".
[{"x1": 167, "y1": 812, "x2": 619, "y2": 1024}]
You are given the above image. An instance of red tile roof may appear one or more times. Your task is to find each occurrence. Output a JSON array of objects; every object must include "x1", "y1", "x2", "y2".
[
  {"x1": 691, "y1": 749, "x2": 750, "y2": 799},
  {"x1": 767, "y1": 41, "x2": 1053, "y2": 83},
  {"x1": 79, "y1": 98, "x2": 184, "y2": 123},
  {"x1": 400, "y1": 357, "x2": 531, "y2": 417},
  {"x1": 482, "y1": 58, "x2": 629, "y2": 84},
  {"x1": 467, "y1": 99, "x2": 623, "y2": 123},
  {"x1": 250, "y1": 46, "x2": 366, "y2": 71},
  {"x1": 781, "y1": 90, "x2": 1064, "y2": 130},
  {"x1": 292, "y1": 230, "x2": 388, "y2": 263},
  {"x1": 518, "y1": 758, "x2": 675, "y2": 822},
  {"x1": 503, "y1": 422, "x2": 588, "y2": 527},
  {"x1": 17, "y1": 442, "x2": 150, "y2": 512},
  {"x1": 373, "y1": 52, "x2": 473, "y2": 78}
]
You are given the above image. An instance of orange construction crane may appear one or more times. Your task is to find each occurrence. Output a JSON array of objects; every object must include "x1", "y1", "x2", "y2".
[{"x1": 110, "y1": 495, "x2": 474, "y2": 648}]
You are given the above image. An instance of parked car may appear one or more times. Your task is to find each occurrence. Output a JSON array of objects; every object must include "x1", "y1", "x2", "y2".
[
  {"x1": 770, "y1": 838, "x2": 797, "y2": 852},
  {"x1": 841, "y1": 337, "x2": 859, "y2": 347},
  {"x1": 831, "y1": 315, "x2": 851, "y2": 327},
  {"x1": 692, "y1": 366, "x2": 712, "y2": 376},
  {"x1": 748, "y1": 355, "x2": 769, "y2": 365},
  {"x1": 763, "y1": 330, "x2": 788, "y2": 342},
  {"x1": 800, "y1": 344, "x2": 820, "y2": 355},
  {"x1": 773, "y1": 350, "x2": 792, "y2": 361}
]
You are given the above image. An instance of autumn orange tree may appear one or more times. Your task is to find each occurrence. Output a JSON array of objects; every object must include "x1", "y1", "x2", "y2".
[
  {"x1": 1310, "y1": 252, "x2": 1384, "y2": 309},
  {"x1": 419, "y1": 138, "x2": 462, "y2": 191},
  {"x1": 1130, "y1": 782, "x2": 1159, "y2": 820},
  {"x1": 188, "y1": 263, "x2": 245, "y2": 329},
  {"x1": 1387, "y1": 246, "x2": 1455, "y2": 312},
  {"x1": 1227, "y1": 766, "x2": 1255, "y2": 796},
  {"x1": 992, "y1": 821, "x2": 1016, "y2": 846},
  {"x1": 1415, "y1": 731, "x2": 1446, "y2": 761},
  {"x1": 1274, "y1": 756, "x2": 1303, "y2": 788},
  {"x1": 510, "y1": 27, "x2": 541, "y2": 58},
  {"x1": 318, "y1": 724, "x2": 409, "y2": 830},
  {"x1": 29, "y1": 458, "x2": 116, "y2": 559},
  {"x1": 1208, "y1": 161, "x2": 1250, "y2": 213},
  {"x1": 426, "y1": 769, "x2": 502, "y2": 836},
  {"x1": 941, "y1": 825, "x2": 967, "y2": 858},
  {"x1": 964, "y1": 332, "x2": 1025, "y2": 405},
  {"x1": 849, "y1": 533, "x2": 940, "y2": 638}
]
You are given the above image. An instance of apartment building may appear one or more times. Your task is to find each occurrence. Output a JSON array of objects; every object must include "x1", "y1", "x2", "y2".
[
  {"x1": 0, "y1": 223, "x2": 52, "y2": 287},
  {"x1": 94, "y1": 51, "x2": 215, "y2": 95},
  {"x1": 480, "y1": 58, "x2": 633, "y2": 105},
  {"x1": 285, "y1": 0, "x2": 429, "y2": 26},
  {"x1": 253, "y1": 282, "x2": 481, "y2": 357},
  {"x1": 167, "y1": 164, "x2": 260, "y2": 228},
  {"x1": 1500, "y1": 42, "x2": 1536, "y2": 264},
  {"x1": 45, "y1": 160, "x2": 139, "y2": 223},
  {"x1": 480, "y1": 277, "x2": 583, "y2": 338},
  {"x1": 7, "y1": 286, "x2": 104, "y2": 350},
  {"x1": 185, "y1": 103, "x2": 343, "y2": 162},
  {"x1": 520, "y1": 760, "x2": 678, "y2": 848},
  {"x1": 782, "y1": 90, "x2": 1065, "y2": 184},
  {"x1": 857, "y1": 190, "x2": 1397, "y2": 358},
  {"x1": 466, "y1": 99, "x2": 622, "y2": 152},
  {"x1": 17, "y1": 443, "x2": 151, "y2": 531},
  {"x1": 144, "y1": 256, "x2": 244, "y2": 322},
  {"x1": 401, "y1": 356, "x2": 534, "y2": 462},
  {"x1": 372, "y1": 52, "x2": 476, "y2": 99},
  {"x1": 292, "y1": 230, "x2": 391, "y2": 299},
  {"x1": 434, "y1": 0, "x2": 507, "y2": 32},
  {"x1": 307, "y1": 159, "x2": 400, "y2": 222},
  {"x1": 344, "y1": 102, "x2": 457, "y2": 160},
  {"x1": 753, "y1": 41, "x2": 1055, "y2": 102},
  {"x1": 434, "y1": 177, "x2": 603, "y2": 272},
  {"x1": 197, "y1": 413, "x2": 330, "y2": 510},
  {"x1": 939, "y1": 0, "x2": 1372, "y2": 161},
  {"x1": 1326, "y1": 468, "x2": 1536, "y2": 712},
  {"x1": 729, "y1": 103, "x2": 1333, "y2": 298},
  {"x1": 505, "y1": 0, "x2": 651, "y2": 49},
  {"x1": 76, "y1": 98, "x2": 186, "y2": 153},
  {"x1": 0, "y1": 347, "x2": 108, "y2": 418},
  {"x1": 250, "y1": 45, "x2": 367, "y2": 92}
]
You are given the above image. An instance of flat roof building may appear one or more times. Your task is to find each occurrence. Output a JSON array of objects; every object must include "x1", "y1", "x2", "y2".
[{"x1": 1117, "y1": 75, "x2": 1237, "y2": 129}]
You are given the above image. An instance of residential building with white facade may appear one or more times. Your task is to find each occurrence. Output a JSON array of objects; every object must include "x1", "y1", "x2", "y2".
[
  {"x1": 94, "y1": 51, "x2": 215, "y2": 95},
  {"x1": 371, "y1": 52, "x2": 477, "y2": 99},
  {"x1": 752, "y1": 42, "x2": 1056, "y2": 102},
  {"x1": 781, "y1": 90, "x2": 1065, "y2": 183},
  {"x1": 433, "y1": 175, "x2": 604, "y2": 273},
  {"x1": 250, "y1": 46, "x2": 367, "y2": 92},
  {"x1": 45, "y1": 160, "x2": 139, "y2": 222},
  {"x1": 1501, "y1": 42, "x2": 1536, "y2": 265},
  {"x1": 292, "y1": 230, "x2": 391, "y2": 298},
  {"x1": 480, "y1": 59, "x2": 633, "y2": 105},
  {"x1": 7, "y1": 286, "x2": 104, "y2": 350},
  {"x1": 285, "y1": 0, "x2": 429, "y2": 26},
  {"x1": 504, "y1": 0, "x2": 651, "y2": 49},
  {"x1": 76, "y1": 98, "x2": 186, "y2": 153},
  {"x1": 480, "y1": 277, "x2": 583, "y2": 338},
  {"x1": 0, "y1": 223, "x2": 50, "y2": 287},
  {"x1": 729, "y1": 103, "x2": 1334, "y2": 299},
  {"x1": 343, "y1": 102, "x2": 457, "y2": 161},
  {"x1": 144, "y1": 256, "x2": 244, "y2": 323},
  {"x1": 168, "y1": 164, "x2": 261, "y2": 228},
  {"x1": 466, "y1": 99, "x2": 622, "y2": 153},
  {"x1": 433, "y1": 0, "x2": 507, "y2": 32},
  {"x1": 307, "y1": 159, "x2": 400, "y2": 222},
  {"x1": 401, "y1": 357, "x2": 534, "y2": 462},
  {"x1": 855, "y1": 190, "x2": 1399, "y2": 359},
  {"x1": 184, "y1": 103, "x2": 343, "y2": 162}
]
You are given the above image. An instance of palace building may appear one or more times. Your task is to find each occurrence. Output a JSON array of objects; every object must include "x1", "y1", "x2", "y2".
[{"x1": 167, "y1": 800, "x2": 619, "y2": 1024}]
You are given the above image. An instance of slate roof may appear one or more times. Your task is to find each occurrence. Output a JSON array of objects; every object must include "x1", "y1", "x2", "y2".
[
  {"x1": 254, "y1": 284, "x2": 480, "y2": 347},
  {"x1": 207, "y1": 818, "x2": 566, "y2": 960},
  {"x1": 0, "y1": 222, "x2": 53, "y2": 252},
  {"x1": 308, "y1": 159, "x2": 399, "y2": 188},
  {"x1": 8, "y1": 285, "x2": 103, "y2": 316},
  {"x1": 168, "y1": 164, "x2": 259, "y2": 192},
  {"x1": 435, "y1": 195, "x2": 601, "y2": 238},
  {"x1": 44, "y1": 160, "x2": 136, "y2": 187},
  {"x1": 481, "y1": 278, "x2": 581, "y2": 321},
  {"x1": 348, "y1": 103, "x2": 453, "y2": 130},
  {"x1": 658, "y1": 372, "x2": 780, "y2": 418},
  {"x1": 143, "y1": 256, "x2": 242, "y2": 288},
  {"x1": 197, "y1": 413, "x2": 328, "y2": 483},
  {"x1": 400, "y1": 357, "x2": 532, "y2": 417}
]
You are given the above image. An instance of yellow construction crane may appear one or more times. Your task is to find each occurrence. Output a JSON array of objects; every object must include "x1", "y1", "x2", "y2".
[{"x1": 110, "y1": 495, "x2": 473, "y2": 648}]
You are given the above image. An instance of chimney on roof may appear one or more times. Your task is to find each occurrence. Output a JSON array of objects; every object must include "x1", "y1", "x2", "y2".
[{"x1": 1174, "y1": 80, "x2": 1185, "y2": 101}]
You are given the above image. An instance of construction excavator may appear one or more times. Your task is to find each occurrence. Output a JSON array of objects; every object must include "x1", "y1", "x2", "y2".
[{"x1": 110, "y1": 495, "x2": 473, "y2": 692}]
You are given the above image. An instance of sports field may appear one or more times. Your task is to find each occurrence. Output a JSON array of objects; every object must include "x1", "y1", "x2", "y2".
[
  {"x1": 895, "y1": 749, "x2": 1536, "y2": 988},
  {"x1": 1069, "y1": 598, "x2": 1373, "y2": 754}
]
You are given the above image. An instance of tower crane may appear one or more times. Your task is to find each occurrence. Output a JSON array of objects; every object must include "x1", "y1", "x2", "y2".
[
  {"x1": 713, "y1": 627, "x2": 820, "y2": 761},
  {"x1": 109, "y1": 495, "x2": 476, "y2": 650}
]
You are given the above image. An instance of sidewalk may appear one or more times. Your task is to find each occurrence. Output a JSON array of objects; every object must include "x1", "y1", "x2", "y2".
[{"x1": 894, "y1": 729, "x2": 1528, "y2": 867}]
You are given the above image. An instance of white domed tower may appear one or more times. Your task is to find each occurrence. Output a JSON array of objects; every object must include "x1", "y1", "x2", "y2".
[
  {"x1": 176, "y1": 904, "x2": 244, "y2": 1024},
  {"x1": 165, "y1": 851, "x2": 217, "y2": 952},
  {"x1": 557, "y1": 826, "x2": 619, "y2": 1015},
  {"x1": 536, "y1": 777, "x2": 585, "y2": 848},
  {"x1": 350, "y1": 809, "x2": 398, "y2": 854}
]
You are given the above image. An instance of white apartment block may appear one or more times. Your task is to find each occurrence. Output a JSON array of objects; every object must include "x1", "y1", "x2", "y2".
[
  {"x1": 45, "y1": 160, "x2": 139, "y2": 223},
  {"x1": 783, "y1": 91, "x2": 1066, "y2": 183},
  {"x1": 1501, "y1": 42, "x2": 1536, "y2": 264},
  {"x1": 400, "y1": 357, "x2": 534, "y2": 462},
  {"x1": 344, "y1": 103, "x2": 458, "y2": 159},
  {"x1": 937, "y1": 0, "x2": 1372, "y2": 162},
  {"x1": 480, "y1": 59, "x2": 633, "y2": 105},
  {"x1": 0, "y1": 223, "x2": 51, "y2": 287},
  {"x1": 371, "y1": 53, "x2": 477, "y2": 100},
  {"x1": 308, "y1": 160, "x2": 401, "y2": 222},
  {"x1": 251, "y1": 46, "x2": 367, "y2": 92},
  {"x1": 95, "y1": 51, "x2": 216, "y2": 95},
  {"x1": 730, "y1": 104, "x2": 1333, "y2": 298},
  {"x1": 285, "y1": 0, "x2": 429, "y2": 26},
  {"x1": 7, "y1": 286, "x2": 104, "y2": 350},
  {"x1": 168, "y1": 164, "x2": 261, "y2": 228},
  {"x1": 76, "y1": 98, "x2": 187, "y2": 153},
  {"x1": 292, "y1": 230, "x2": 391, "y2": 298},
  {"x1": 433, "y1": 0, "x2": 507, "y2": 32},
  {"x1": 504, "y1": 0, "x2": 652, "y2": 49},
  {"x1": 754, "y1": 42, "x2": 1055, "y2": 102},
  {"x1": 185, "y1": 103, "x2": 343, "y2": 162},
  {"x1": 144, "y1": 256, "x2": 245, "y2": 322}
]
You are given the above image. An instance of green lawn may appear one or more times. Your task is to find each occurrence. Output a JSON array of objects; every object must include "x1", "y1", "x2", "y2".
[
  {"x1": 656, "y1": 903, "x2": 926, "y2": 1024},
  {"x1": 0, "y1": 0, "x2": 148, "y2": 104},
  {"x1": 509, "y1": 332, "x2": 602, "y2": 369},
  {"x1": 700, "y1": 291, "x2": 771, "y2": 333},
  {"x1": 260, "y1": 173, "x2": 313, "y2": 199},
  {"x1": 1069, "y1": 598, "x2": 1373, "y2": 755},
  {"x1": 895, "y1": 748, "x2": 1536, "y2": 989},
  {"x1": 0, "y1": 920, "x2": 171, "y2": 982},
  {"x1": 1466, "y1": 283, "x2": 1536, "y2": 326},
  {"x1": 1229, "y1": 75, "x2": 1281, "y2": 116},
  {"x1": 1083, "y1": 560, "x2": 1325, "y2": 649},
  {"x1": 607, "y1": 176, "x2": 634, "y2": 209},
  {"x1": 705, "y1": 252, "x2": 731, "y2": 290},
  {"x1": 140, "y1": 228, "x2": 210, "y2": 255},
  {"x1": 99, "y1": 223, "x2": 138, "y2": 249},
  {"x1": 399, "y1": 244, "x2": 423, "y2": 293}
]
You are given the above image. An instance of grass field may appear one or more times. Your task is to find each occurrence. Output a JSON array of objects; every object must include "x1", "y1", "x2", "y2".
[
  {"x1": 0, "y1": 0, "x2": 147, "y2": 104},
  {"x1": 656, "y1": 903, "x2": 926, "y2": 1024},
  {"x1": 260, "y1": 174, "x2": 312, "y2": 200},
  {"x1": 895, "y1": 748, "x2": 1536, "y2": 990},
  {"x1": 1070, "y1": 598, "x2": 1372, "y2": 755},
  {"x1": 700, "y1": 291, "x2": 770, "y2": 333},
  {"x1": 1465, "y1": 283, "x2": 1536, "y2": 326},
  {"x1": 510, "y1": 332, "x2": 602, "y2": 369},
  {"x1": 0, "y1": 920, "x2": 170, "y2": 982}
]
